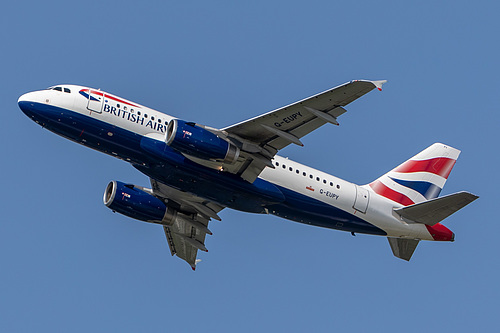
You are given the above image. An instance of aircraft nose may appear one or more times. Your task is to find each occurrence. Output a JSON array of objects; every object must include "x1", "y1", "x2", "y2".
[
  {"x1": 17, "y1": 92, "x2": 34, "y2": 115},
  {"x1": 18, "y1": 91, "x2": 44, "y2": 118},
  {"x1": 18, "y1": 92, "x2": 28, "y2": 104},
  {"x1": 18, "y1": 90, "x2": 46, "y2": 104},
  {"x1": 18, "y1": 92, "x2": 33, "y2": 113}
]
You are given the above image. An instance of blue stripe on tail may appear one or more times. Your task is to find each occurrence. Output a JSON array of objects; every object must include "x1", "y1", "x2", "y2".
[{"x1": 389, "y1": 177, "x2": 442, "y2": 200}]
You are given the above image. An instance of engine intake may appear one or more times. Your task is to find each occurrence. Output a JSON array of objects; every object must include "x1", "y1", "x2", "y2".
[{"x1": 166, "y1": 119, "x2": 239, "y2": 164}]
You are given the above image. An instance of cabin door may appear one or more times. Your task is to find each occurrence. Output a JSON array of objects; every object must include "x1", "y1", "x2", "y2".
[
  {"x1": 353, "y1": 186, "x2": 370, "y2": 214},
  {"x1": 86, "y1": 90, "x2": 104, "y2": 113}
]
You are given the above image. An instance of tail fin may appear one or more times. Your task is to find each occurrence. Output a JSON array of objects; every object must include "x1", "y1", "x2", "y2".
[{"x1": 369, "y1": 143, "x2": 460, "y2": 206}]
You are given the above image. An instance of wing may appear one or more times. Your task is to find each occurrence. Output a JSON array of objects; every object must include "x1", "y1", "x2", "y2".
[
  {"x1": 218, "y1": 79, "x2": 386, "y2": 182},
  {"x1": 150, "y1": 179, "x2": 224, "y2": 270}
]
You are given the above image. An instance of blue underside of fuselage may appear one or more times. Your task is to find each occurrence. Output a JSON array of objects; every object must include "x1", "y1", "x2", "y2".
[
  {"x1": 268, "y1": 186, "x2": 386, "y2": 235},
  {"x1": 19, "y1": 101, "x2": 386, "y2": 236}
]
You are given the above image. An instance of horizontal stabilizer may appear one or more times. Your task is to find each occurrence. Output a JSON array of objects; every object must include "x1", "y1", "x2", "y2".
[
  {"x1": 394, "y1": 191, "x2": 479, "y2": 226},
  {"x1": 388, "y1": 237, "x2": 419, "y2": 261}
]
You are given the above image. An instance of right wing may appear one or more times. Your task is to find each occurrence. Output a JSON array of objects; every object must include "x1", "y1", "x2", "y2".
[
  {"x1": 150, "y1": 179, "x2": 225, "y2": 270},
  {"x1": 218, "y1": 80, "x2": 386, "y2": 182}
]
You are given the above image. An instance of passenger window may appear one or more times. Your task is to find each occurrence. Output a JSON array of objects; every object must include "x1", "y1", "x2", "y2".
[
  {"x1": 316, "y1": 177, "x2": 320, "y2": 181},
  {"x1": 152, "y1": 117, "x2": 155, "y2": 121},
  {"x1": 117, "y1": 104, "x2": 120, "y2": 108},
  {"x1": 296, "y1": 170, "x2": 299, "y2": 174},
  {"x1": 158, "y1": 119, "x2": 162, "y2": 123},
  {"x1": 330, "y1": 182, "x2": 333, "y2": 186},
  {"x1": 303, "y1": 172, "x2": 306, "y2": 176},
  {"x1": 337, "y1": 184, "x2": 341, "y2": 189},
  {"x1": 309, "y1": 175, "x2": 313, "y2": 179},
  {"x1": 323, "y1": 179, "x2": 327, "y2": 184},
  {"x1": 289, "y1": 167, "x2": 293, "y2": 171},
  {"x1": 275, "y1": 162, "x2": 279, "y2": 167},
  {"x1": 282, "y1": 165, "x2": 286, "y2": 169}
]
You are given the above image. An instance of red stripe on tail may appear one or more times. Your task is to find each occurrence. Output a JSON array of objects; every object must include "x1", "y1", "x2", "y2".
[
  {"x1": 394, "y1": 158, "x2": 456, "y2": 179},
  {"x1": 370, "y1": 180, "x2": 415, "y2": 206}
]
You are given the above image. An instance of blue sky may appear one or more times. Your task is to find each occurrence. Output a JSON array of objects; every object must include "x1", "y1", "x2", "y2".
[{"x1": 1, "y1": 1, "x2": 498, "y2": 332}]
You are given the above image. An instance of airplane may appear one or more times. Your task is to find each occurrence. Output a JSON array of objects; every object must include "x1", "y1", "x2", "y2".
[{"x1": 18, "y1": 80, "x2": 478, "y2": 270}]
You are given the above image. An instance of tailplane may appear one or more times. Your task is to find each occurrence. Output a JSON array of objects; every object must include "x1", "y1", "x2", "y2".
[
  {"x1": 394, "y1": 191, "x2": 478, "y2": 226},
  {"x1": 369, "y1": 143, "x2": 460, "y2": 206}
]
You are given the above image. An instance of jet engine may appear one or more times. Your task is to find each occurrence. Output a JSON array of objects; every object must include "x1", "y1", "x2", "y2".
[
  {"x1": 103, "y1": 181, "x2": 176, "y2": 225},
  {"x1": 166, "y1": 119, "x2": 240, "y2": 164},
  {"x1": 104, "y1": 181, "x2": 213, "y2": 235}
]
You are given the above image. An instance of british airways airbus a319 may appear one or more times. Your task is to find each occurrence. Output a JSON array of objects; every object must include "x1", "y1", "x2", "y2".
[{"x1": 18, "y1": 80, "x2": 478, "y2": 269}]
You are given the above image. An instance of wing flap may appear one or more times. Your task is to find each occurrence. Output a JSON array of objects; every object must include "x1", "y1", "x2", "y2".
[
  {"x1": 151, "y1": 179, "x2": 224, "y2": 270},
  {"x1": 163, "y1": 212, "x2": 211, "y2": 270},
  {"x1": 162, "y1": 214, "x2": 210, "y2": 270},
  {"x1": 394, "y1": 191, "x2": 479, "y2": 226}
]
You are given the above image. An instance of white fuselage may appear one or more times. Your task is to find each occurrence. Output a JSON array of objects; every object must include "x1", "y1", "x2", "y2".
[{"x1": 18, "y1": 85, "x2": 442, "y2": 242}]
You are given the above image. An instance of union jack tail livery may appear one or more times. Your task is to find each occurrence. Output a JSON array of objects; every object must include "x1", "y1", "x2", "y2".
[{"x1": 369, "y1": 143, "x2": 460, "y2": 206}]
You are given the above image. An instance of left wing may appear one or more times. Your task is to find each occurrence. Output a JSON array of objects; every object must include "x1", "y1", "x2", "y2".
[
  {"x1": 150, "y1": 179, "x2": 224, "y2": 270},
  {"x1": 217, "y1": 79, "x2": 386, "y2": 182}
]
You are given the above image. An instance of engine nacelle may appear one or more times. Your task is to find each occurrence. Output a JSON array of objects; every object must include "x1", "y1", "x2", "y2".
[
  {"x1": 166, "y1": 119, "x2": 240, "y2": 164},
  {"x1": 103, "y1": 181, "x2": 176, "y2": 224}
]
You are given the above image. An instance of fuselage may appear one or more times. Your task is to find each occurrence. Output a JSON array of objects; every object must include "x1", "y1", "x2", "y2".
[{"x1": 18, "y1": 84, "x2": 453, "y2": 242}]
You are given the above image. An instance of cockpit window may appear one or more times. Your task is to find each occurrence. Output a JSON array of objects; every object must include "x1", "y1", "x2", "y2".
[{"x1": 48, "y1": 86, "x2": 71, "y2": 93}]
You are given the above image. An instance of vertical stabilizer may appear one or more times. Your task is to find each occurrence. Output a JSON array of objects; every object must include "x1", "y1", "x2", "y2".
[{"x1": 369, "y1": 143, "x2": 460, "y2": 206}]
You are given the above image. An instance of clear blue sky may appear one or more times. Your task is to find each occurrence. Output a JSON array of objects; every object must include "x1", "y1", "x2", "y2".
[{"x1": 1, "y1": 1, "x2": 498, "y2": 332}]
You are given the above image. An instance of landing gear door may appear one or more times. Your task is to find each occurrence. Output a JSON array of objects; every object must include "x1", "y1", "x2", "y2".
[
  {"x1": 353, "y1": 185, "x2": 370, "y2": 214},
  {"x1": 86, "y1": 89, "x2": 104, "y2": 113}
]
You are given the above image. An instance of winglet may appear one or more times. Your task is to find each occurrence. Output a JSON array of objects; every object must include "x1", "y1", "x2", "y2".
[
  {"x1": 191, "y1": 259, "x2": 202, "y2": 271},
  {"x1": 372, "y1": 80, "x2": 387, "y2": 91}
]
